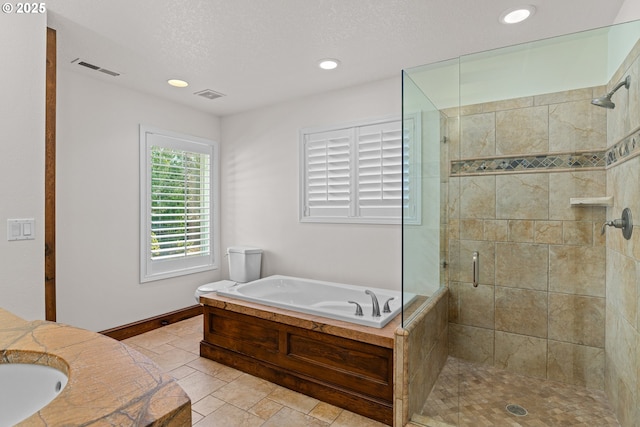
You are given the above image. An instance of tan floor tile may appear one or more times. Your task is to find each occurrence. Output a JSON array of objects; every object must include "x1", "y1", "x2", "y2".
[
  {"x1": 124, "y1": 328, "x2": 178, "y2": 349},
  {"x1": 309, "y1": 401, "x2": 343, "y2": 423},
  {"x1": 130, "y1": 315, "x2": 393, "y2": 427},
  {"x1": 139, "y1": 342, "x2": 177, "y2": 355},
  {"x1": 262, "y1": 406, "x2": 330, "y2": 427},
  {"x1": 191, "y1": 411, "x2": 203, "y2": 425},
  {"x1": 163, "y1": 317, "x2": 203, "y2": 335},
  {"x1": 267, "y1": 386, "x2": 320, "y2": 414},
  {"x1": 331, "y1": 409, "x2": 390, "y2": 426},
  {"x1": 169, "y1": 333, "x2": 203, "y2": 353},
  {"x1": 231, "y1": 372, "x2": 279, "y2": 393},
  {"x1": 187, "y1": 357, "x2": 243, "y2": 382},
  {"x1": 193, "y1": 403, "x2": 264, "y2": 427},
  {"x1": 169, "y1": 364, "x2": 197, "y2": 380},
  {"x1": 147, "y1": 346, "x2": 200, "y2": 372},
  {"x1": 249, "y1": 397, "x2": 284, "y2": 419},
  {"x1": 178, "y1": 370, "x2": 226, "y2": 402},
  {"x1": 212, "y1": 373, "x2": 276, "y2": 410},
  {"x1": 192, "y1": 395, "x2": 225, "y2": 416}
]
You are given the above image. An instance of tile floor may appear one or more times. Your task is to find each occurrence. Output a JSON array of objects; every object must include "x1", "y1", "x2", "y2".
[
  {"x1": 123, "y1": 315, "x2": 388, "y2": 427},
  {"x1": 415, "y1": 357, "x2": 620, "y2": 427}
]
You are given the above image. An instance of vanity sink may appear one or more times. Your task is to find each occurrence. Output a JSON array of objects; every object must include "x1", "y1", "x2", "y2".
[
  {"x1": 0, "y1": 363, "x2": 68, "y2": 427},
  {"x1": 0, "y1": 308, "x2": 191, "y2": 426}
]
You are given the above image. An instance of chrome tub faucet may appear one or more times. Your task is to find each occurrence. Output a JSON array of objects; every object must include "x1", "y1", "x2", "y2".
[{"x1": 365, "y1": 290, "x2": 381, "y2": 317}]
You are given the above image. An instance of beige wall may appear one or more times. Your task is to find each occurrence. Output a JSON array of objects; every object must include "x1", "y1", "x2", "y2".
[{"x1": 446, "y1": 87, "x2": 609, "y2": 389}]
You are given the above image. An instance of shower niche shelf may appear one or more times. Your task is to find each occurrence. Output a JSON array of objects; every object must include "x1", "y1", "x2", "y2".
[{"x1": 569, "y1": 196, "x2": 613, "y2": 207}]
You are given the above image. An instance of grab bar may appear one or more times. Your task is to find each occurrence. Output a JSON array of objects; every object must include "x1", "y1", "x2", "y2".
[{"x1": 472, "y1": 251, "x2": 479, "y2": 288}]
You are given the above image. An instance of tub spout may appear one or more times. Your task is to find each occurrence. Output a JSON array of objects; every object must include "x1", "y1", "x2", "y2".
[{"x1": 365, "y1": 290, "x2": 381, "y2": 317}]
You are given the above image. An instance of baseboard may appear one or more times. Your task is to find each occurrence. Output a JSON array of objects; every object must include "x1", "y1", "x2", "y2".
[{"x1": 99, "y1": 305, "x2": 203, "y2": 341}]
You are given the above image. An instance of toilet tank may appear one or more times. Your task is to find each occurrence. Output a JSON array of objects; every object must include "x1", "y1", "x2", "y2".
[{"x1": 227, "y1": 246, "x2": 262, "y2": 283}]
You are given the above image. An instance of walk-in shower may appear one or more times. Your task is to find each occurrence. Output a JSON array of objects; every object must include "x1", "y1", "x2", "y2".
[
  {"x1": 592, "y1": 75, "x2": 631, "y2": 108},
  {"x1": 402, "y1": 19, "x2": 640, "y2": 427}
]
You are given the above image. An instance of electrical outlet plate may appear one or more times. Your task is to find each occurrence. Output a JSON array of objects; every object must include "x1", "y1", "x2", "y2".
[{"x1": 7, "y1": 219, "x2": 35, "y2": 241}]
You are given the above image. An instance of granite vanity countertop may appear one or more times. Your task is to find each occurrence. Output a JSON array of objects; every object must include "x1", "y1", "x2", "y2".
[{"x1": 0, "y1": 308, "x2": 191, "y2": 426}]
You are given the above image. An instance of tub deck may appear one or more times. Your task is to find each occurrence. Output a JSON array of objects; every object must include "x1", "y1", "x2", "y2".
[{"x1": 200, "y1": 293, "x2": 398, "y2": 425}]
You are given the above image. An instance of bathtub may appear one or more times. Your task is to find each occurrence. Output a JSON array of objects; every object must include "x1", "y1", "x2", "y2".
[{"x1": 216, "y1": 275, "x2": 413, "y2": 328}]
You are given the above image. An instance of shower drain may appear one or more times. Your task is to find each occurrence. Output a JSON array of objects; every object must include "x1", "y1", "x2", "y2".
[{"x1": 506, "y1": 404, "x2": 528, "y2": 416}]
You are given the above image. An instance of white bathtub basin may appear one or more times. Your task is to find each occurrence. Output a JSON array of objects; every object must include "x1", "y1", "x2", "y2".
[
  {"x1": 0, "y1": 363, "x2": 68, "y2": 427},
  {"x1": 217, "y1": 275, "x2": 415, "y2": 328}
]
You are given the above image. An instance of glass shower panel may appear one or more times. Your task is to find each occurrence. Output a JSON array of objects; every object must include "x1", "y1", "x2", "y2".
[
  {"x1": 401, "y1": 68, "x2": 445, "y2": 327},
  {"x1": 451, "y1": 29, "x2": 613, "y2": 384},
  {"x1": 402, "y1": 58, "x2": 460, "y2": 426},
  {"x1": 402, "y1": 20, "x2": 640, "y2": 427}
]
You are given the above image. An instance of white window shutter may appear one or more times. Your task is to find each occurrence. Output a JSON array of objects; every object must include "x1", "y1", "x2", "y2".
[
  {"x1": 303, "y1": 128, "x2": 352, "y2": 219},
  {"x1": 402, "y1": 115, "x2": 420, "y2": 224},
  {"x1": 300, "y1": 115, "x2": 420, "y2": 225},
  {"x1": 140, "y1": 126, "x2": 219, "y2": 282},
  {"x1": 357, "y1": 121, "x2": 404, "y2": 220},
  {"x1": 150, "y1": 146, "x2": 211, "y2": 260}
]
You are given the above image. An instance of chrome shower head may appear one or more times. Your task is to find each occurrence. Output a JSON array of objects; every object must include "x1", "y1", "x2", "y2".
[
  {"x1": 591, "y1": 95, "x2": 616, "y2": 109},
  {"x1": 591, "y1": 75, "x2": 631, "y2": 109}
]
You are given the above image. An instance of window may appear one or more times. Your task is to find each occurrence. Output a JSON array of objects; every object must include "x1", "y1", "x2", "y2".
[
  {"x1": 300, "y1": 115, "x2": 420, "y2": 224},
  {"x1": 140, "y1": 126, "x2": 219, "y2": 282}
]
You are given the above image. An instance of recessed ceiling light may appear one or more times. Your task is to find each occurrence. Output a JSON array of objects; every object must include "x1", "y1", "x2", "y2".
[
  {"x1": 167, "y1": 79, "x2": 189, "y2": 88},
  {"x1": 499, "y1": 5, "x2": 536, "y2": 24},
  {"x1": 318, "y1": 59, "x2": 340, "y2": 70}
]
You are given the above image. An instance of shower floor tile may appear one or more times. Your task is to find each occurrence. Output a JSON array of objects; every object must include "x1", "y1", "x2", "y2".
[{"x1": 416, "y1": 356, "x2": 620, "y2": 427}]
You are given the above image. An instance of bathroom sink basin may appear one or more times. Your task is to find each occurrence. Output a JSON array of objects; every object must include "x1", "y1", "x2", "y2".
[{"x1": 0, "y1": 363, "x2": 68, "y2": 427}]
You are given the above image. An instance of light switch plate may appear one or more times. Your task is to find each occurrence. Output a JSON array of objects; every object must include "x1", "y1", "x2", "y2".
[{"x1": 7, "y1": 219, "x2": 35, "y2": 241}]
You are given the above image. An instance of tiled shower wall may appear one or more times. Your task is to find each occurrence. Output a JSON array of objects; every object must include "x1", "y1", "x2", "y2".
[
  {"x1": 604, "y1": 40, "x2": 640, "y2": 427},
  {"x1": 394, "y1": 288, "x2": 448, "y2": 426},
  {"x1": 445, "y1": 87, "x2": 610, "y2": 389}
]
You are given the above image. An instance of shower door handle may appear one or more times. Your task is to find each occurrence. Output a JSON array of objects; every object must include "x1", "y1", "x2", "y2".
[{"x1": 472, "y1": 251, "x2": 479, "y2": 287}]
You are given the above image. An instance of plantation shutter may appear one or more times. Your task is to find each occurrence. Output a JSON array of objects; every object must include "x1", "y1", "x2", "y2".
[
  {"x1": 150, "y1": 146, "x2": 210, "y2": 260},
  {"x1": 303, "y1": 128, "x2": 352, "y2": 218},
  {"x1": 357, "y1": 121, "x2": 403, "y2": 220},
  {"x1": 140, "y1": 127, "x2": 218, "y2": 282},
  {"x1": 402, "y1": 115, "x2": 420, "y2": 224},
  {"x1": 300, "y1": 116, "x2": 420, "y2": 224}
]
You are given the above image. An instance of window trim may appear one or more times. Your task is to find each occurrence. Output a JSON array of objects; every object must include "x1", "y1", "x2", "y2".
[
  {"x1": 139, "y1": 125, "x2": 220, "y2": 283},
  {"x1": 299, "y1": 114, "x2": 421, "y2": 225}
]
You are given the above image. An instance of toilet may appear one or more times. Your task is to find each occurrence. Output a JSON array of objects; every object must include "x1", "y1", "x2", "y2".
[{"x1": 194, "y1": 246, "x2": 263, "y2": 302}]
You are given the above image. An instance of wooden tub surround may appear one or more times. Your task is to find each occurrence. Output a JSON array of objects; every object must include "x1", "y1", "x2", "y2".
[
  {"x1": 200, "y1": 293, "x2": 398, "y2": 425},
  {"x1": 0, "y1": 308, "x2": 190, "y2": 426}
]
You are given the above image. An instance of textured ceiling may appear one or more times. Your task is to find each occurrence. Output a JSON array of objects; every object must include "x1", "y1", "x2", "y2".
[{"x1": 46, "y1": 0, "x2": 631, "y2": 116}]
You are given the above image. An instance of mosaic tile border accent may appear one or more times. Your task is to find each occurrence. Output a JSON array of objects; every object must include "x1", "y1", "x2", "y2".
[
  {"x1": 450, "y1": 128, "x2": 640, "y2": 176},
  {"x1": 450, "y1": 151, "x2": 606, "y2": 176},
  {"x1": 605, "y1": 127, "x2": 640, "y2": 167}
]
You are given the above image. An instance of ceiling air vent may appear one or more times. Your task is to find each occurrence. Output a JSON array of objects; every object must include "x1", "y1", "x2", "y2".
[
  {"x1": 71, "y1": 58, "x2": 121, "y2": 77},
  {"x1": 194, "y1": 89, "x2": 225, "y2": 100}
]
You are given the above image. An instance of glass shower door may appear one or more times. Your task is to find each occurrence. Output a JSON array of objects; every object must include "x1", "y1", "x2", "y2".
[{"x1": 402, "y1": 58, "x2": 460, "y2": 426}]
